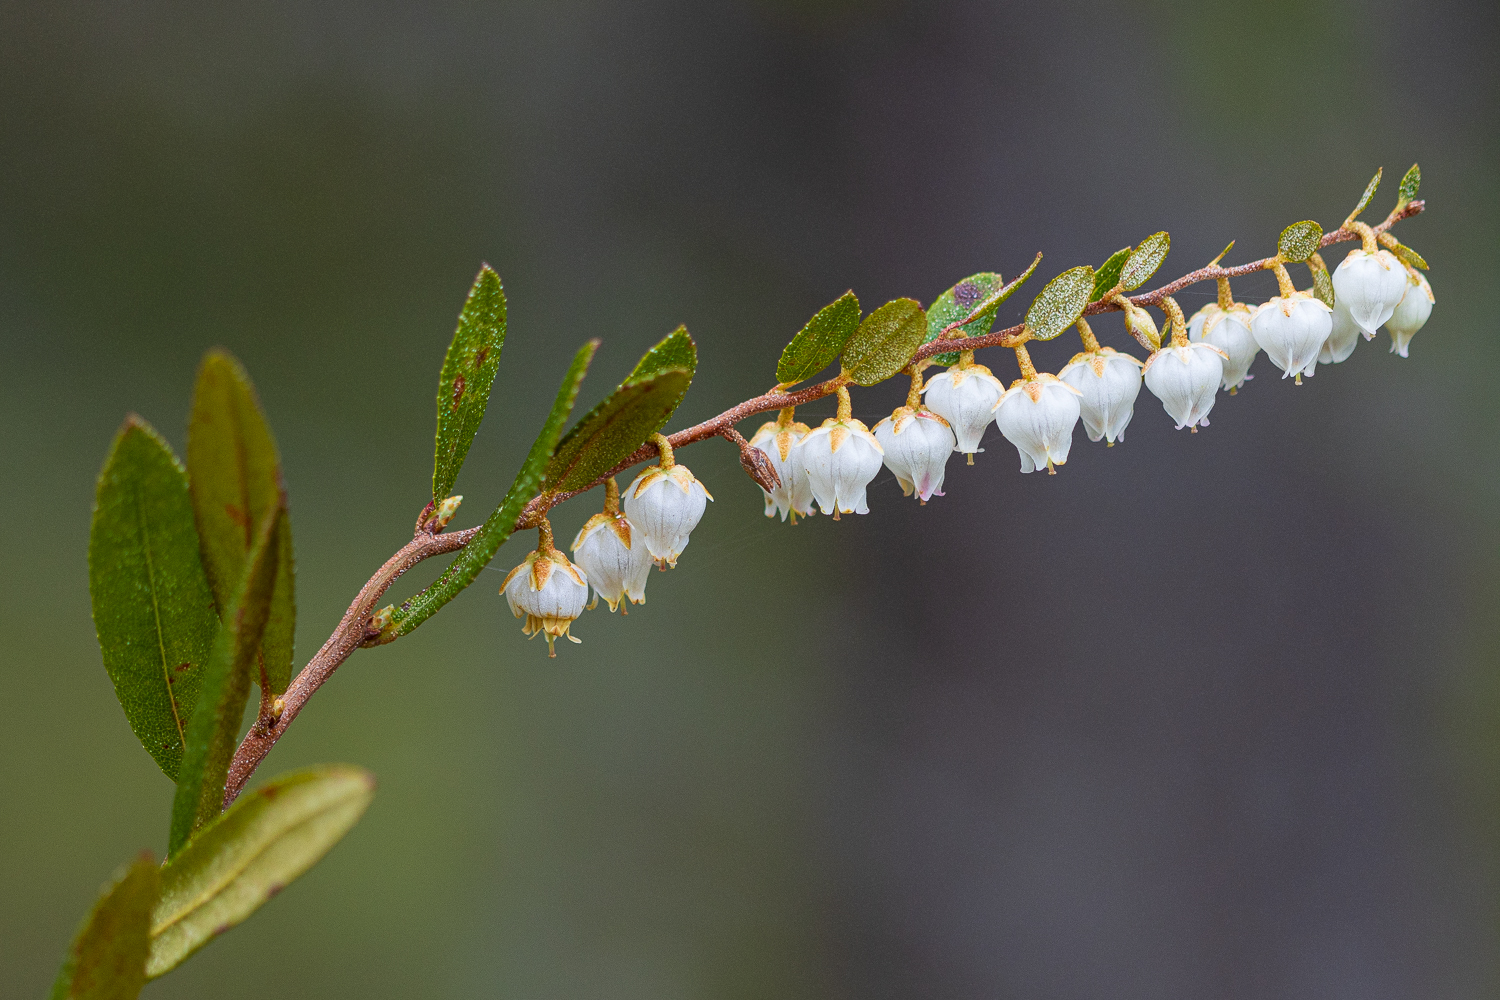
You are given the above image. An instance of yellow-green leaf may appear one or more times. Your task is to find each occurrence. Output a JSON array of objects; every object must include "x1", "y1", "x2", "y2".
[
  {"x1": 89, "y1": 417, "x2": 219, "y2": 781},
  {"x1": 1278, "y1": 220, "x2": 1323, "y2": 263},
  {"x1": 1120, "y1": 232, "x2": 1170, "y2": 291},
  {"x1": 1346, "y1": 167, "x2": 1381, "y2": 222},
  {"x1": 1025, "y1": 266, "x2": 1096, "y2": 341},
  {"x1": 1090, "y1": 247, "x2": 1132, "y2": 301},
  {"x1": 392, "y1": 341, "x2": 597, "y2": 638},
  {"x1": 1307, "y1": 255, "x2": 1336, "y2": 308},
  {"x1": 1396, "y1": 163, "x2": 1420, "y2": 208},
  {"x1": 841, "y1": 298, "x2": 926, "y2": 386},
  {"x1": 433, "y1": 265, "x2": 507, "y2": 502},
  {"x1": 776, "y1": 292, "x2": 860, "y2": 385},
  {"x1": 187, "y1": 350, "x2": 295, "y2": 694},
  {"x1": 149, "y1": 766, "x2": 374, "y2": 979},
  {"x1": 169, "y1": 506, "x2": 284, "y2": 856},
  {"x1": 1388, "y1": 240, "x2": 1429, "y2": 271},
  {"x1": 50, "y1": 852, "x2": 158, "y2": 1000},
  {"x1": 925, "y1": 274, "x2": 1001, "y2": 366}
]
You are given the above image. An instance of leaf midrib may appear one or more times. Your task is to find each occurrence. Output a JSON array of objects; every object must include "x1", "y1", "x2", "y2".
[{"x1": 134, "y1": 478, "x2": 185, "y2": 752}]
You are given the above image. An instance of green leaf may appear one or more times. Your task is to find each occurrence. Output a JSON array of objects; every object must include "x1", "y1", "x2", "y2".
[
  {"x1": 1024, "y1": 266, "x2": 1096, "y2": 341},
  {"x1": 545, "y1": 333, "x2": 693, "y2": 493},
  {"x1": 1348, "y1": 167, "x2": 1381, "y2": 221},
  {"x1": 1090, "y1": 247, "x2": 1132, "y2": 301},
  {"x1": 776, "y1": 292, "x2": 860, "y2": 385},
  {"x1": 1278, "y1": 220, "x2": 1323, "y2": 263},
  {"x1": 1388, "y1": 240, "x2": 1429, "y2": 271},
  {"x1": 1307, "y1": 256, "x2": 1336, "y2": 308},
  {"x1": 840, "y1": 298, "x2": 927, "y2": 386},
  {"x1": 50, "y1": 852, "x2": 158, "y2": 1000},
  {"x1": 1120, "y1": 232, "x2": 1170, "y2": 291},
  {"x1": 89, "y1": 417, "x2": 219, "y2": 781},
  {"x1": 391, "y1": 341, "x2": 597, "y2": 638},
  {"x1": 1397, "y1": 163, "x2": 1420, "y2": 207},
  {"x1": 1208, "y1": 240, "x2": 1236, "y2": 267},
  {"x1": 925, "y1": 275, "x2": 1001, "y2": 366},
  {"x1": 187, "y1": 350, "x2": 295, "y2": 694},
  {"x1": 631, "y1": 324, "x2": 698, "y2": 383},
  {"x1": 170, "y1": 507, "x2": 284, "y2": 857},
  {"x1": 433, "y1": 265, "x2": 507, "y2": 502},
  {"x1": 148, "y1": 766, "x2": 374, "y2": 979}
]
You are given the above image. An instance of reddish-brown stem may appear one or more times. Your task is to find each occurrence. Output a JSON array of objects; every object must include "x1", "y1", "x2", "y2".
[{"x1": 225, "y1": 199, "x2": 1424, "y2": 798}]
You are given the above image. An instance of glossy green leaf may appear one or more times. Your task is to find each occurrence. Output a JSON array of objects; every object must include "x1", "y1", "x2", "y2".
[
  {"x1": 433, "y1": 265, "x2": 507, "y2": 502},
  {"x1": 545, "y1": 332, "x2": 693, "y2": 493},
  {"x1": 149, "y1": 766, "x2": 374, "y2": 979},
  {"x1": 1120, "y1": 232, "x2": 1170, "y2": 291},
  {"x1": 1024, "y1": 266, "x2": 1096, "y2": 341},
  {"x1": 1397, "y1": 163, "x2": 1420, "y2": 207},
  {"x1": 391, "y1": 341, "x2": 597, "y2": 638},
  {"x1": 1388, "y1": 240, "x2": 1429, "y2": 271},
  {"x1": 187, "y1": 351, "x2": 295, "y2": 694},
  {"x1": 841, "y1": 298, "x2": 926, "y2": 386},
  {"x1": 1277, "y1": 220, "x2": 1323, "y2": 262},
  {"x1": 925, "y1": 275, "x2": 1001, "y2": 366},
  {"x1": 1307, "y1": 255, "x2": 1336, "y2": 308},
  {"x1": 50, "y1": 852, "x2": 158, "y2": 1000},
  {"x1": 632, "y1": 324, "x2": 698, "y2": 383},
  {"x1": 1090, "y1": 247, "x2": 1132, "y2": 301},
  {"x1": 776, "y1": 292, "x2": 860, "y2": 385},
  {"x1": 170, "y1": 507, "x2": 283, "y2": 857},
  {"x1": 1348, "y1": 167, "x2": 1381, "y2": 221},
  {"x1": 89, "y1": 418, "x2": 219, "y2": 781}
]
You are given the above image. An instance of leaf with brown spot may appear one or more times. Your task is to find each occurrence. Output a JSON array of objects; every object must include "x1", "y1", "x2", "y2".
[
  {"x1": 50, "y1": 852, "x2": 158, "y2": 1000},
  {"x1": 433, "y1": 265, "x2": 507, "y2": 501}
]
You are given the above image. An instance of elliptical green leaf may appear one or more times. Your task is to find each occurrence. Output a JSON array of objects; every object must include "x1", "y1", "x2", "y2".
[
  {"x1": 1025, "y1": 266, "x2": 1096, "y2": 341},
  {"x1": 1120, "y1": 232, "x2": 1170, "y2": 291},
  {"x1": 777, "y1": 293, "x2": 860, "y2": 385},
  {"x1": 841, "y1": 298, "x2": 927, "y2": 386},
  {"x1": 1277, "y1": 220, "x2": 1323, "y2": 263},
  {"x1": 433, "y1": 265, "x2": 507, "y2": 502}
]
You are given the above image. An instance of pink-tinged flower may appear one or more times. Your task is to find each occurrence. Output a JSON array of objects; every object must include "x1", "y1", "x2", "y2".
[
  {"x1": 922, "y1": 364, "x2": 1005, "y2": 456},
  {"x1": 1142, "y1": 342, "x2": 1227, "y2": 431},
  {"x1": 873, "y1": 407, "x2": 954, "y2": 502},
  {"x1": 1058, "y1": 347, "x2": 1142, "y2": 445}
]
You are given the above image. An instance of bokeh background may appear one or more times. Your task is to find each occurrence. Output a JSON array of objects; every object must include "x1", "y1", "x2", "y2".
[{"x1": 3, "y1": 1, "x2": 1498, "y2": 997}]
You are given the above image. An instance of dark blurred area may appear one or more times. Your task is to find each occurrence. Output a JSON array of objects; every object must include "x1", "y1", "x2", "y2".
[{"x1": 3, "y1": 1, "x2": 1498, "y2": 997}]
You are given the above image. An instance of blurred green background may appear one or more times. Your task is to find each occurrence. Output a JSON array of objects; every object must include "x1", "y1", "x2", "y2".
[{"x1": 2, "y1": 1, "x2": 1497, "y2": 997}]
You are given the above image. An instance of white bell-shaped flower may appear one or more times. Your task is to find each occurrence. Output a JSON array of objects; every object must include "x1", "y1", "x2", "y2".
[
  {"x1": 992, "y1": 374, "x2": 1081, "y2": 474},
  {"x1": 622, "y1": 463, "x2": 712, "y2": 569},
  {"x1": 1142, "y1": 342, "x2": 1227, "y2": 431},
  {"x1": 502, "y1": 546, "x2": 589, "y2": 656},
  {"x1": 571, "y1": 512, "x2": 650, "y2": 612},
  {"x1": 748, "y1": 419, "x2": 816, "y2": 521},
  {"x1": 873, "y1": 407, "x2": 954, "y2": 502},
  {"x1": 1319, "y1": 298, "x2": 1361, "y2": 365},
  {"x1": 1188, "y1": 303, "x2": 1259, "y2": 390},
  {"x1": 1058, "y1": 347, "x2": 1142, "y2": 445},
  {"x1": 1250, "y1": 294, "x2": 1332, "y2": 382},
  {"x1": 1385, "y1": 271, "x2": 1433, "y2": 358},
  {"x1": 922, "y1": 364, "x2": 1005, "y2": 456},
  {"x1": 1332, "y1": 248, "x2": 1408, "y2": 337},
  {"x1": 796, "y1": 415, "x2": 884, "y2": 518}
]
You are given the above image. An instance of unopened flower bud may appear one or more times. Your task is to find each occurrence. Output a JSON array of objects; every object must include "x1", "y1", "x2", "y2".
[
  {"x1": 1142, "y1": 342, "x2": 1227, "y2": 431},
  {"x1": 571, "y1": 513, "x2": 650, "y2": 612},
  {"x1": 1188, "y1": 304, "x2": 1258, "y2": 390},
  {"x1": 796, "y1": 416, "x2": 884, "y2": 517},
  {"x1": 748, "y1": 419, "x2": 816, "y2": 521},
  {"x1": 1250, "y1": 294, "x2": 1331, "y2": 382},
  {"x1": 1121, "y1": 302, "x2": 1160, "y2": 349},
  {"x1": 873, "y1": 407, "x2": 954, "y2": 502},
  {"x1": 922, "y1": 364, "x2": 1005, "y2": 456},
  {"x1": 1385, "y1": 270, "x2": 1432, "y2": 358},
  {"x1": 1319, "y1": 298, "x2": 1362, "y2": 365},
  {"x1": 992, "y1": 374, "x2": 1081, "y2": 474},
  {"x1": 1058, "y1": 347, "x2": 1142, "y2": 445},
  {"x1": 431, "y1": 494, "x2": 463, "y2": 530},
  {"x1": 1332, "y1": 248, "x2": 1407, "y2": 337},
  {"x1": 622, "y1": 464, "x2": 712, "y2": 568},
  {"x1": 502, "y1": 548, "x2": 589, "y2": 656}
]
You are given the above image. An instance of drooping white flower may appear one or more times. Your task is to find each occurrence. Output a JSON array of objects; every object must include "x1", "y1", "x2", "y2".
[
  {"x1": 922, "y1": 364, "x2": 1005, "y2": 456},
  {"x1": 622, "y1": 464, "x2": 712, "y2": 568},
  {"x1": 1058, "y1": 347, "x2": 1142, "y2": 445},
  {"x1": 873, "y1": 407, "x2": 954, "y2": 502},
  {"x1": 571, "y1": 512, "x2": 650, "y2": 612},
  {"x1": 748, "y1": 419, "x2": 816, "y2": 521},
  {"x1": 1142, "y1": 342, "x2": 1227, "y2": 431},
  {"x1": 1385, "y1": 270, "x2": 1433, "y2": 358},
  {"x1": 1332, "y1": 248, "x2": 1408, "y2": 337},
  {"x1": 1188, "y1": 303, "x2": 1259, "y2": 390},
  {"x1": 1250, "y1": 294, "x2": 1332, "y2": 382},
  {"x1": 1318, "y1": 298, "x2": 1362, "y2": 365},
  {"x1": 502, "y1": 547, "x2": 589, "y2": 656},
  {"x1": 796, "y1": 416, "x2": 884, "y2": 517},
  {"x1": 992, "y1": 375, "x2": 1082, "y2": 474}
]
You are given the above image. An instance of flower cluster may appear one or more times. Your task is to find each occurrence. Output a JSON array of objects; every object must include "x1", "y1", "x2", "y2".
[{"x1": 501, "y1": 178, "x2": 1433, "y2": 655}]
